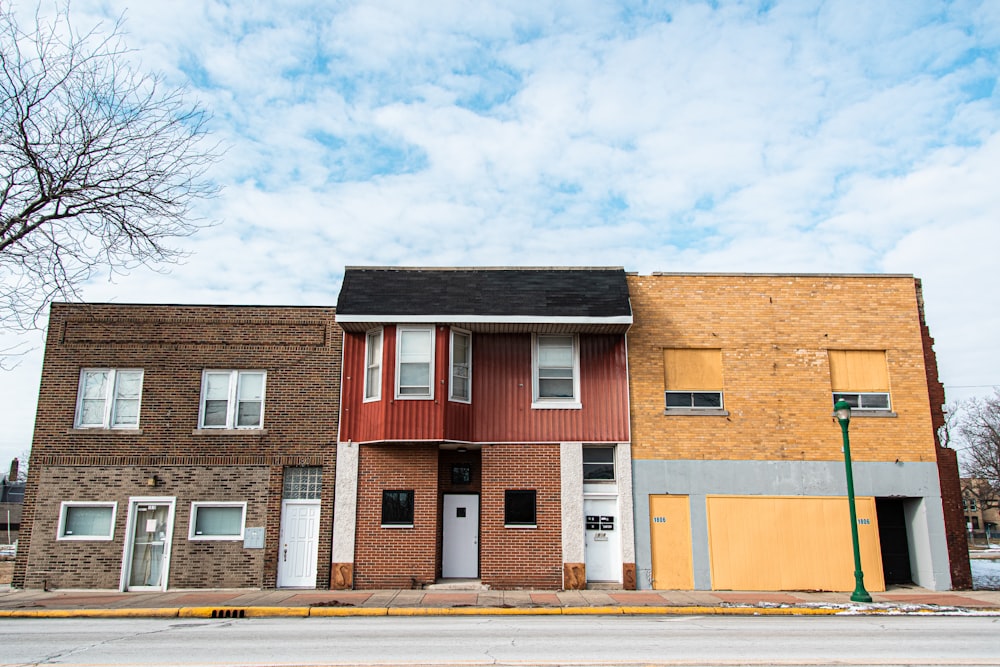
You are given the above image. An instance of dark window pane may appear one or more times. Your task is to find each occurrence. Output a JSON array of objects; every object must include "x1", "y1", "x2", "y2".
[
  {"x1": 382, "y1": 490, "x2": 414, "y2": 525},
  {"x1": 505, "y1": 490, "x2": 536, "y2": 525},
  {"x1": 692, "y1": 392, "x2": 722, "y2": 408},
  {"x1": 665, "y1": 392, "x2": 691, "y2": 408}
]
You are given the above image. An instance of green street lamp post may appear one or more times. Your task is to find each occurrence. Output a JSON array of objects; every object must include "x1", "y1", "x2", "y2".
[{"x1": 834, "y1": 399, "x2": 873, "y2": 603}]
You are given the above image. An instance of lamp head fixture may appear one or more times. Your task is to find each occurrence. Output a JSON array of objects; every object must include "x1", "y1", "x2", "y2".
[{"x1": 833, "y1": 400, "x2": 852, "y2": 423}]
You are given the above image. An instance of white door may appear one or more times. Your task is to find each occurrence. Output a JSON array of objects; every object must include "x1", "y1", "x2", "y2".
[
  {"x1": 278, "y1": 500, "x2": 320, "y2": 588},
  {"x1": 121, "y1": 498, "x2": 175, "y2": 591},
  {"x1": 584, "y1": 497, "x2": 621, "y2": 582},
  {"x1": 442, "y1": 494, "x2": 479, "y2": 578}
]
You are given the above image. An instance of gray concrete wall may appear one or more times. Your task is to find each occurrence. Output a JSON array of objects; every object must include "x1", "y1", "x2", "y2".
[{"x1": 632, "y1": 459, "x2": 951, "y2": 591}]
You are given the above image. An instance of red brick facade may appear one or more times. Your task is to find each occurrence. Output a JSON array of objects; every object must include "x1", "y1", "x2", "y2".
[
  {"x1": 14, "y1": 303, "x2": 341, "y2": 590},
  {"x1": 480, "y1": 444, "x2": 563, "y2": 589}
]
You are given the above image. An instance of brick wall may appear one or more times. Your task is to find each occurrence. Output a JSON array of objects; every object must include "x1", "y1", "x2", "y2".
[
  {"x1": 480, "y1": 444, "x2": 562, "y2": 589},
  {"x1": 14, "y1": 303, "x2": 341, "y2": 589},
  {"x1": 916, "y1": 280, "x2": 972, "y2": 589},
  {"x1": 626, "y1": 274, "x2": 939, "y2": 463},
  {"x1": 354, "y1": 443, "x2": 439, "y2": 589}
]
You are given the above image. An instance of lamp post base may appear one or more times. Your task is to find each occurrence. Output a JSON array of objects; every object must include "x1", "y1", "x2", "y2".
[{"x1": 850, "y1": 572, "x2": 872, "y2": 603}]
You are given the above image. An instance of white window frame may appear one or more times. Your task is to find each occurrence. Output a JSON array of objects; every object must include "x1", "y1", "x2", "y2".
[
  {"x1": 74, "y1": 369, "x2": 144, "y2": 429},
  {"x1": 364, "y1": 328, "x2": 383, "y2": 402},
  {"x1": 395, "y1": 326, "x2": 435, "y2": 400},
  {"x1": 198, "y1": 370, "x2": 266, "y2": 429},
  {"x1": 57, "y1": 501, "x2": 117, "y2": 541},
  {"x1": 449, "y1": 328, "x2": 472, "y2": 403},
  {"x1": 531, "y1": 333, "x2": 581, "y2": 409},
  {"x1": 188, "y1": 501, "x2": 247, "y2": 541},
  {"x1": 832, "y1": 392, "x2": 892, "y2": 412}
]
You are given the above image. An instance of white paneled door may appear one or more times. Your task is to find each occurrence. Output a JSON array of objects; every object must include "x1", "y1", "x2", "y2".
[
  {"x1": 277, "y1": 500, "x2": 320, "y2": 588},
  {"x1": 442, "y1": 494, "x2": 479, "y2": 578}
]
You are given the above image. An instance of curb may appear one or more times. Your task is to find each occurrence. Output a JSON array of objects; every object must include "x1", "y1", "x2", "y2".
[{"x1": 6, "y1": 604, "x2": 998, "y2": 619}]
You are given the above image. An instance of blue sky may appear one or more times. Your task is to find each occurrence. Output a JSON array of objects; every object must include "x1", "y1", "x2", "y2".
[{"x1": 2, "y1": 0, "x2": 999, "y2": 467}]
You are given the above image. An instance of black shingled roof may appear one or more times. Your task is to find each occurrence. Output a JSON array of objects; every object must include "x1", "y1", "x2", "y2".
[{"x1": 336, "y1": 267, "x2": 631, "y2": 332}]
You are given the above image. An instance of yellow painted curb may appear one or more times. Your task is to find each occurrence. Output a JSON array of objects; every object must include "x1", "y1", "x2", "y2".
[
  {"x1": 177, "y1": 606, "x2": 308, "y2": 618},
  {"x1": 309, "y1": 607, "x2": 388, "y2": 617},
  {"x1": 387, "y1": 606, "x2": 562, "y2": 616},
  {"x1": 0, "y1": 608, "x2": 179, "y2": 619}
]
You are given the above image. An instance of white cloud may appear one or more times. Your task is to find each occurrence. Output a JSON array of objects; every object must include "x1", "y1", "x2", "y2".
[{"x1": 3, "y1": 0, "x2": 1000, "y2": 465}]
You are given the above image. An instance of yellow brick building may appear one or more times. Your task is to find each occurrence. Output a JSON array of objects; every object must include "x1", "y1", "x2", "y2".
[{"x1": 627, "y1": 273, "x2": 968, "y2": 592}]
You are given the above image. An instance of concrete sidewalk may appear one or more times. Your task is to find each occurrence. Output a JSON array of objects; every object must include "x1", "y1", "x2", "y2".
[{"x1": 2, "y1": 584, "x2": 999, "y2": 618}]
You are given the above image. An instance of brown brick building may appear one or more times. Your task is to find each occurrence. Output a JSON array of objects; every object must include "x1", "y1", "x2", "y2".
[
  {"x1": 13, "y1": 303, "x2": 341, "y2": 591},
  {"x1": 627, "y1": 273, "x2": 970, "y2": 591}
]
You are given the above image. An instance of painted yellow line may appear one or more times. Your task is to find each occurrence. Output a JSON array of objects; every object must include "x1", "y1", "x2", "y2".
[{"x1": 309, "y1": 606, "x2": 387, "y2": 617}]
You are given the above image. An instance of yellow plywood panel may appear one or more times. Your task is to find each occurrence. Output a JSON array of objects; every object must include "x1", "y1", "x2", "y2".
[
  {"x1": 663, "y1": 349, "x2": 723, "y2": 391},
  {"x1": 706, "y1": 496, "x2": 885, "y2": 592},
  {"x1": 828, "y1": 350, "x2": 889, "y2": 392},
  {"x1": 649, "y1": 495, "x2": 694, "y2": 590}
]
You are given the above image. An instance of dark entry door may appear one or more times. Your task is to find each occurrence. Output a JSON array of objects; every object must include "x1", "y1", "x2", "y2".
[{"x1": 876, "y1": 498, "x2": 912, "y2": 585}]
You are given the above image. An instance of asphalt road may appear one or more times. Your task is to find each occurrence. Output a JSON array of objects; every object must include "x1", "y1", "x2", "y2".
[{"x1": 2, "y1": 614, "x2": 999, "y2": 666}]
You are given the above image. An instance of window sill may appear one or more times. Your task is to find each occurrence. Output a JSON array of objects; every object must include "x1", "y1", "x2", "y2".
[
  {"x1": 531, "y1": 401, "x2": 582, "y2": 410},
  {"x1": 381, "y1": 524, "x2": 414, "y2": 529},
  {"x1": 663, "y1": 409, "x2": 729, "y2": 417},
  {"x1": 847, "y1": 411, "x2": 898, "y2": 418},
  {"x1": 68, "y1": 428, "x2": 143, "y2": 434},
  {"x1": 192, "y1": 428, "x2": 268, "y2": 435},
  {"x1": 504, "y1": 524, "x2": 537, "y2": 529}
]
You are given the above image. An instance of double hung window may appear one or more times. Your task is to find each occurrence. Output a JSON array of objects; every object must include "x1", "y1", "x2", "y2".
[
  {"x1": 75, "y1": 369, "x2": 143, "y2": 429},
  {"x1": 364, "y1": 329, "x2": 383, "y2": 401},
  {"x1": 532, "y1": 334, "x2": 580, "y2": 408},
  {"x1": 663, "y1": 349, "x2": 724, "y2": 411},
  {"x1": 450, "y1": 329, "x2": 471, "y2": 402},
  {"x1": 200, "y1": 370, "x2": 266, "y2": 429},
  {"x1": 828, "y1": 350, "x2": 891, "y2": 412},
  {"x1": 396, "y1": 327, "x2": 434, "y2": 398}
]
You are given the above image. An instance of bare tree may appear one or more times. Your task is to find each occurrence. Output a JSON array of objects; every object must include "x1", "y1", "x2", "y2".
[
  {"x1": 1, "y1": 4, "x2": 218, "y2": 330},
  {"x1": 957, "y1": 390, "x2": 1000, "y2": 502}
]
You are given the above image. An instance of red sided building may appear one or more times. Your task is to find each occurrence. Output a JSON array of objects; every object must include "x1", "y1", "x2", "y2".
[{"x1": 333, "y1": 267, "x2": 635, "y2": 590}]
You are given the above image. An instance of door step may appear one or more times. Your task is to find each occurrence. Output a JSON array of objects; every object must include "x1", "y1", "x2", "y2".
[{"x1": 424, "y1": 579, "x2": 490, "y2": 591}]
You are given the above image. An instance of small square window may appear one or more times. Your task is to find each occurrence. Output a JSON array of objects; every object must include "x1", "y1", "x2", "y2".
[
  {"x1": 382, "y1": 490, "x2": 414, "y2": 526},
  {"x1": 58, "y1": 502, "x2": 117, "y2": 540},
  {"x1": 452, "y1": 464, "x2": 471, "y2": 485},
  {"x1": 504, "y1": 490, "x2": 537, "y2": 527},
  {"x1": 189, "y1": 502, "x2": 246, "y2": 540}
]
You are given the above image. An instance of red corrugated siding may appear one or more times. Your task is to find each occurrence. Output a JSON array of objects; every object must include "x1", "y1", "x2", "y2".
[
  {"x1": 341, "y1": 328, "x2": 629, "y2": 444},
  {"x1": 472, "y1": 334, "x2": 629, "y2": 442}
]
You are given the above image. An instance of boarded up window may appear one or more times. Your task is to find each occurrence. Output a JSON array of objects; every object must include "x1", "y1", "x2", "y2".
[
  {"x1": 663, "y1": 349, "x2": 723, "y2": 390},
  {"x1": 828, "y1": 350, "x2": 889, "y2": 392}
]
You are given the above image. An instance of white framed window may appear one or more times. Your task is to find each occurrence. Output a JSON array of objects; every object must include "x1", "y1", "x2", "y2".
[
  {"x1": 199, "y1": 370, "x2": 266, "y2": 429},
  {"x1": 188, "y1": 502, "x2": 246, "y2": 540},
  {"x1": 395, "y1": 326, "x2": 434, "y2": 399},
  {"x1": 57, "y1": 502, "x2": 117, "y2": 540},
  {"x1": 532, "y1": 334, "x2": 580, "y2": 408},
  {"x1": 75, "y1": 369, "x2": 144, "y2": 429},
  {"x1": 449, "y1": 328, "x2": 472, "y2": 403},
  {"x1": 364, "y1": 329, "x2": 383, "y2": 402}
]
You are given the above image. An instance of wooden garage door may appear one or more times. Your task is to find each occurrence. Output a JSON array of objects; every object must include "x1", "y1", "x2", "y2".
[
  {"x1": 706, "y1": 496, "x2": 885, "y2": 592},
  {"x1": 649, "y1": 495, "x2": 694, "y2": 590}
]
